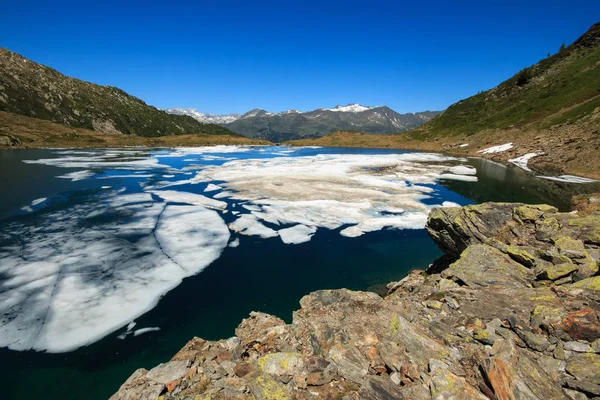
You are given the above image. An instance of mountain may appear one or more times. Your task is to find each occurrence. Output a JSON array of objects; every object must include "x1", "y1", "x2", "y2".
[
  {"x1": 410, "y1": 22, "x2": 600, "y2": 140},
  {"x1": 164, "y1": 108, "x2": 241, "y2": 125},
  {"x1": 0, "y1": 49, "x2": 235, "y2": 137},
  {"x1": 288, "y1": 22, "x2": 600, "y2": 179},
  {"x1": 166, "y1": 103, "x2": 440, "y2": 142},
  {"x1": 227, "y1": 104, "x2": 441, "y2": 141}
]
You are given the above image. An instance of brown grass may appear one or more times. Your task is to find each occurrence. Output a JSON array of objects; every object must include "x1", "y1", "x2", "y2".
[{"x1": 0, "y1": 111, "x2": 270, "y2": 149}]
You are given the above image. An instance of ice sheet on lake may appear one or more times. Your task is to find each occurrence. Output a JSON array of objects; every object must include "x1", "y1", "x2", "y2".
[
  {"x1": 0, "y1": 195, "x2": 229, "y2": 353},
  {"x1": 229, "y1": 214, "x2": 278, "y2": 238},
  {"x1": 278, "y1": 224, "x2": 317, "y2": 244},
  {"x1": 204, "y1": 184, "x2": 222, "y2": 192},
  {"x1": 438, "y1": 173, "x2": 478, "y2": 182},
  {"x1": 150, "y1": 190, "x2": 227, "y2": 210},
  {"x1": 191, "y1": 152, "x2": 474, "y2": 239}
]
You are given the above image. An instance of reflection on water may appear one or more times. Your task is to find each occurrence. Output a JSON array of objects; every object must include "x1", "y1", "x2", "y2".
[{"x1": 440, "y1": 158, "x2": 600, "y2": 211}]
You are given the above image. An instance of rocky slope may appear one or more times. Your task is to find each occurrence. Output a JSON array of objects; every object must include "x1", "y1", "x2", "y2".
[
  {"x1": 0, "y1": 49, "x2": 235, "y2": 137},
  {"x1": 112, "y1": 199, "x2": 600, "y2": 400},
  {"x1": 218, "y1": 105, "x2": 441, "y2": 142}
]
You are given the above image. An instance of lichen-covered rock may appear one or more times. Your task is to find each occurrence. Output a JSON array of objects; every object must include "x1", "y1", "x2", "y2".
[
  {"x1": 112, "y1": 202, "x2": 600, "y2": 400},
  {"x1": 442, "y1": 244, "x2": 534, "y2": 287}
]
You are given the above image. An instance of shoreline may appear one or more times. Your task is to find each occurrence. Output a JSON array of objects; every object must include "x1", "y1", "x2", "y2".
[{"x1": 111, "y1": 200, "x2": 600, "y2": 400}]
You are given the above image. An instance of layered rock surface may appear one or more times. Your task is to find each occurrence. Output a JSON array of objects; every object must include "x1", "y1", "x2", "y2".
[{"x1": 112, "y1": 202, "x2": 600, "y2": 400}]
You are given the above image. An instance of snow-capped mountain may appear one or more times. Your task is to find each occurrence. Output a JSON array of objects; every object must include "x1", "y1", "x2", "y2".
[
  {"x1": 323, "y1": 104, "x2": 374, "y2": 112},
  {"x1": 165, "y1": 108, "x2": 241, "y2": 124},
  {"x1": 165, "y1": 104, "x2": 442, "y2": 142}
]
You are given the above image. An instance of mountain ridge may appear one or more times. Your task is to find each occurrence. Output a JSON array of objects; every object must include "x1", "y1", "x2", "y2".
[
  {"x1": 166, "y1": 104, "x2": 441, "y2": 142},
  {"x1": 0, "y1": 48, "x2": 236, "y2": 137}
]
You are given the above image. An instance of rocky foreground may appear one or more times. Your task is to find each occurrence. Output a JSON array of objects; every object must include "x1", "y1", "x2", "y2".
[{"x1": 112, "y1": 199, "x2": 600, "y2": 400}]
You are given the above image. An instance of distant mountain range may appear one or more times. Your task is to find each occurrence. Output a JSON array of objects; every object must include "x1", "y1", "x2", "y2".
[{"x1": 166, "y1": 104, "x2": 442, "y2": 142}]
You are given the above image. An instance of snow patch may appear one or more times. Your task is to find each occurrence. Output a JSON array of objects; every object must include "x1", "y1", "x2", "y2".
[
  {"x1": 509, "y1": 153, "x2": 538, "y2": 172},
  {"x1": 537, "y1": 175, "x2": 598, "y2": 183},
  {"x1": 478, "y1": 143, "x2": 513, "y2": 154}
]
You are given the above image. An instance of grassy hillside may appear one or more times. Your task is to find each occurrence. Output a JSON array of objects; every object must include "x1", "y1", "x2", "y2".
[
  {"x1": 411, "y1": 22, "x2": 600, "y2": 139},
  {"x1": 0, "y1": 111, "x2": 269, "y2": 149},
  {"x1": 0, "y1": 49, "x2": 235, "y2": 137}
]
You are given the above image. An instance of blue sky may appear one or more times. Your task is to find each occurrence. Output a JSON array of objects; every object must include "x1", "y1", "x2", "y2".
[{"x1": 2, "y1": 1, "x2": 599, "y2": 114}]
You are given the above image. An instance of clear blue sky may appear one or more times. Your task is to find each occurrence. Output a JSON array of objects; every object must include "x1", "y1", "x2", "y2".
[{"x1": 2, "y1": 1, "x2": 599, "y2": 114}]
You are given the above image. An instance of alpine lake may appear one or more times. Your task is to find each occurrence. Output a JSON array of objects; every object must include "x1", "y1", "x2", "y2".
[{"x1": 0, "y1": 145, "x2": 597, "y2": 399}]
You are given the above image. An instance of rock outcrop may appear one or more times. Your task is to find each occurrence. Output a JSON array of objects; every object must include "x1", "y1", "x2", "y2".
[{"x1": 112, "y1": 202, "x2": 600, "y2": 400}]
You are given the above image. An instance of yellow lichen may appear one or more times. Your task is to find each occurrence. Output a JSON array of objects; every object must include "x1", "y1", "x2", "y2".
[{"x1": 390, "y1": 314, "x2": 400, "y2": 334}]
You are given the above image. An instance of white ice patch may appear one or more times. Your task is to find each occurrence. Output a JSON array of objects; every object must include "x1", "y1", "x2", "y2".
[
  {"x1": 229, "y1": 214, "x2": 278, "y2": 238},
  {"x1": 57, "y1": 170, "x2": 95, "y2": 181},
  {"x1": 31, "y1": 198, "x2": 47, "y2": 206},
  {"x1": 228, "y1": 238, "x2": 240, "y2": 248},
  {"x1": 190, "y1": 153, "x2": 470, "y2": 241},
  {"x1": 537, "y1": 175, "x2": 598, "y2": 183},
  {"x1": 204, "y1": 183, "x2": 222, "y2": 192},
  {"x1": 442, "y1": 201, "x2": 461, "y2": 208},
  {"x1": 0, "y1": 195, "x2": 229, "y2": 353},
  {"x1": 154, "y1": 205, "x2": 230, "y2": 272},
  {"x1": 509, "y1": 153, "x2": 538, "y2": 172},
  {"x1": 213, "y1": 191, "x2": 233, "y2": 199},
  {"x1": 438, "y1": 174, "x2": 478, "y2": 182},
  {"x1": 447, "y1": 166, "x2": 476, "y2": 176},
  {"x1": 459, "y1": 144, "x2": 469, "y2": 147},
  {"x1": 278, "y1": 224, "x2": 317, "y2": 244},
  {"x1": 478, "y1": 143, "x2": 513, "y2": 154},
  {"x1": 133, "y1": 327, "x2": 160, "y2": 337},
  {"x1": 150, "y1": 190, "x2": 227, "y2": 210}
]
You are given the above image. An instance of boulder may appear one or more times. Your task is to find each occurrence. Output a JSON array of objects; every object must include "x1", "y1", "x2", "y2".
[{"x1": 442, "y1": 244, "x2": 533, "y2": 287}]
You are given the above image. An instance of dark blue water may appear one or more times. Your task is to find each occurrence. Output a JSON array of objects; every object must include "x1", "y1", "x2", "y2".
[{"x1": 0, "y1": 146, "x2": 596, "y2": 399}]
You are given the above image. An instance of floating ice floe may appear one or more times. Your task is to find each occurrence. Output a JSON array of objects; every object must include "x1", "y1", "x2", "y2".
[
  {"x1": 278, "y1": 224, "x2": 317, "y2": 244},
  {"x1": 133, "y1": 327, "x2": 161, "y2": 337},
  {"x1": 150, "y1": 190, "x2": 227, "y2": 210},
  {"x1": 438, "y1": 174, "x2": 478, "y2": 182},
  {"x1": 0, "y1": 194, "x2": 229, "y2": 353},
  {"x1": 509, "y1": 153, "x2": 538, "y2": 172},
  {"x1": 31, "y1": 198, "x2": 47, "y2": 206},
  {"x1": 230, "y1": 214, "x2": 278, "y2": 238},
  {"x1": 442, "y1": 201, "x2": 461, "y2": 208},
  {"x1": 204, "y1": 183, "x2": 222, "y2": 192},
  {"x1": 57, "y1": 170, "x2": 96, "y2": 181},
  {"x1": 478, "y1": 143, "x2": 513, "y2": 154},
  {"x1": 447, "y1": 166, "x2": 476, "y2": 175},
  {"x1": 537, "y1": 175, "x2": 598, "y2": 183},
  {"x1": 228, "y1": 238, "x2": 240, "y2": 248}
]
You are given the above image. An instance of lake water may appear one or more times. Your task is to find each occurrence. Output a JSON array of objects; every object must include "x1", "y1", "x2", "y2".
[{"x1": 0, "y1": 146, "x2": 597, "y2": 399}]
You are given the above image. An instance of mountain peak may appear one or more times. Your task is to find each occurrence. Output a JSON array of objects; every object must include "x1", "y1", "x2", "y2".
[
  {"x1": 165, "y1": 108, "x2": 241, "y2": 124},
  {"x1": 324, "y1": 104, "x2": 374, "y2": 112}
]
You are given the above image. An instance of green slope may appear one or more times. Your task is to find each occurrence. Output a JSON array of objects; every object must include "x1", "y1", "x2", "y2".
[
  {"x1": 0, "y1": 49, "x2": 234, "y2": 137},
  {"x1": 411, "y1": 22, "x2": 600, "y2": 139}
]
